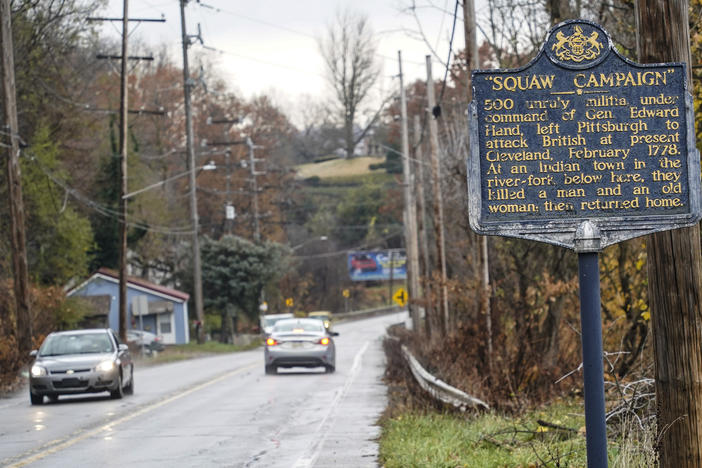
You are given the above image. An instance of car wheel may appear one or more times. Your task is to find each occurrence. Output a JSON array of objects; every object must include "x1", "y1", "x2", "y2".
[
  {"x1": 110, "y1": 372, "x2": 124, "y2": 399},
  {"x1": 265, "y1": 364, "x2": 277, "y2": 375},
  {"x1": 30, "y1": 391, "x2": 43, "y2": 405},
  {"x1": 123, "y1": 366, "x2": 134, "y2": 395},
  {"x1": 47, "y1": 393, "x2": 59, "y2": 403},
  {"x1": 325, "y1": 364, "x2": 335, "y2": 374}
]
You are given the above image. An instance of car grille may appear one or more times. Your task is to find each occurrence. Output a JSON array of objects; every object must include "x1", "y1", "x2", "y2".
[
  {"x1": 50, "y1": 368, "x2": 91, "y2": 375},
  {"x1": 53, "y1": 378, "x2": 89, "y2": 388}
]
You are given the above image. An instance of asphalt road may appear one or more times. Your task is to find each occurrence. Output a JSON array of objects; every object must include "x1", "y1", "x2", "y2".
[{"x1": 0, "y1": 312, "x2": 406, "y2": 467}]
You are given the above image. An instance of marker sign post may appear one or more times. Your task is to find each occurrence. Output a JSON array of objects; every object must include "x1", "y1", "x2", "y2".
[{"x1": 468, "y1": 20, "x2": 701, "y2": 467}]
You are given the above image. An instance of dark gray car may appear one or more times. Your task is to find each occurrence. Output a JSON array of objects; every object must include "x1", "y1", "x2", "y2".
[{"x1": 29, "y1": 328, "x2": 134, "y2": 404}]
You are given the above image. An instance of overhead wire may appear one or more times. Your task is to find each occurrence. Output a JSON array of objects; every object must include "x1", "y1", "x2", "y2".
[
  {"x1": 194, "y1": 1, "x2": 425, "y2": 66},
  {"x1": 436, "y1": 0, "x2": 461, "y2": 107},
  {"x1": 23, "y1": 147, "x2": 197, "y2": 235},
  {"x1": 293, "y1": 228, "x2": 406, "y2": 260},
  {"x1": 38, "y1": 1, "x2": 461, "y2": 246},
  {"x1": 409, "y1": 0, "x2": 460, "y2": 153}
]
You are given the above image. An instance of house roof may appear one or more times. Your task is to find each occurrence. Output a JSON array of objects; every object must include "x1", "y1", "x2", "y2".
[{"x1": 67, "y1": 268, "x2": 190, "y2": 303}]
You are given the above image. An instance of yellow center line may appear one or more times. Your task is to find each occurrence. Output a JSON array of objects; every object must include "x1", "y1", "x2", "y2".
[{"x1": 6, "y1": 362, "x2": 259, "y2": 467}]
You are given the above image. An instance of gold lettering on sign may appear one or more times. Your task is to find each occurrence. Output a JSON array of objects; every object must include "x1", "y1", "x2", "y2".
[
  {"x1": 478, "y1": 62, "x2": 686, "y2": 219},
  {"x1": 573, "y1": 70, "x2": 671, "y2": 88},
  {"x1": 487, "y1": 75, "x2": 555, "y2": 92}
]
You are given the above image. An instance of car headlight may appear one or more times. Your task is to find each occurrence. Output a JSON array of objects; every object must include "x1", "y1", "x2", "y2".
[
  {"x1": 30, "y1": 365, "x2": 47, "y2": 377},
  {"x1": 96, "y1": 360, "x2": 115, "y2": 372}
]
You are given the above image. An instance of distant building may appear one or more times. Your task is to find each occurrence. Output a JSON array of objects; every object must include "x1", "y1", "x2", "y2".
[{"x1": 66, "y1": 268, "x2": 190, "y2": 344}]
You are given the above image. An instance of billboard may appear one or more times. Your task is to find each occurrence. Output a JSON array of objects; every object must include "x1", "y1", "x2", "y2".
[{"x1": 348, "y1": 250, "x2": 407, "y2": 281}]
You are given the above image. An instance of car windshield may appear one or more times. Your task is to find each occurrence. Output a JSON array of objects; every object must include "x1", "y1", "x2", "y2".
[
  {"x1": 309, "y1": 314, "x2": 330, "y2": 320},
  {"x1": 273, "y1": 320, "x2": 324, "y2": 333},
  {"x1": 39, "y1": 332, "x2": 114, "y2": 356},
  {"x1": 263, "y1": 316, "x2": 290, "y2": 327}
]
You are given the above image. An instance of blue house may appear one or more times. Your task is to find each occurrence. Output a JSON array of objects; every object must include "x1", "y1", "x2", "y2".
[{"x1": 66, "y1": 268, "x2": 191, "y2": 345}]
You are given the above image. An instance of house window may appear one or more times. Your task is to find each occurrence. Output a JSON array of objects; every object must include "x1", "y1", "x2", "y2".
[{"x1": 160, "y1": 320, "x2": 172, "y2": 334}]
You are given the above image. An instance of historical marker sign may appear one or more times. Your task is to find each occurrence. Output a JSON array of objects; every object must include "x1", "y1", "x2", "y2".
[{"x1": 468, "y1": 19, "x2": 701, "y2": 250}]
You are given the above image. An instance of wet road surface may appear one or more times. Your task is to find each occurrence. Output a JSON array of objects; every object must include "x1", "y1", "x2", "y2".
[{"x1": 0, "y1": 312, "x2": 406, "y2": 467}]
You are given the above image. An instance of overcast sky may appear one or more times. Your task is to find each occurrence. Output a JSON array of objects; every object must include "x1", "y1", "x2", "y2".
[{"x1": 100, "y1": 1, "x2": 485, "y2": 120}]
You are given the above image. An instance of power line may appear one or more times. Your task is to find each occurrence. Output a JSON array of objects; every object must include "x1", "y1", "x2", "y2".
[
  {"x1": 194, "y1": 1, "x2": 425, "y2": 66},
  {"x1": 24, "y1": 148, "x2": 197, "y2": 235},
  {"x1": 437, "y1": 0, "x2": 460, "y2": 110},
  {"x1": 294, "y1": 228, "x2": 405, "y2": 260},
  {"x1": 196, "y1": 43, "x2": 327, "y2": 79}
]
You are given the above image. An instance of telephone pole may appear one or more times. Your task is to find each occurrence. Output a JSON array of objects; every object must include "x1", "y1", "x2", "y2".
[
  {"x1": 398, "y1": 51, "x2": 420, "y2": 331},
  {"x1": 117, "y1": 0, "x2": 129, "y2": 343},
  {"x1": 462, "y1": 0, "x2": 492, "y2": 372},
  {"x1": 180, "y1": 0, "x2": 205, "y2": 343},
  {"x1": 413, "y1": 115, "x2": 433, "y2": 337},
  {"x1": 204, "y1": 134, "x2": 264, "y2": 243},
  {"x1": 207, "y1": 117, "x2": 241, "y2": 235},
  {"x1": 1, "y1": 0, "x2": 32, "y2": 352},
  {"x1": 425, "y1": 56, "x2": 449, "y2": 334},
  {"x1": 636, "y1": 1, "x2": 702, "y2": 464},
  {"x1": 89, "y1": 3, "x2": 165, "y2": 343},
  {"x1": 246, "y1": 137, "x2": 262, "y2": 242}
]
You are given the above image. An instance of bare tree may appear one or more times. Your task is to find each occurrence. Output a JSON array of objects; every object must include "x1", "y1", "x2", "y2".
[{"x1": 318, "y1": 9, "x2": 381, "y2": 159}]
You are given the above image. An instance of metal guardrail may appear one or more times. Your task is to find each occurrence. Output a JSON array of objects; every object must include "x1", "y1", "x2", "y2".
[
  {"x1": 400, "y1": 344, "x2": 489, "y2": 411},
  {"x1": 334, "y1": 305, "x2": 402, "y2": 322}
]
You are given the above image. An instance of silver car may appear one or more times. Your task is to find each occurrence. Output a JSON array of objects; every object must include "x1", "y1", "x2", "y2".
[
  {"x1": 127, "y1": 329, "x2": 165, "y2": 352},
  {"x1": 264, "y1": 318, "x2": 338, "y2": 374},
  {"x1": 29, "y1": 329, "x2": 134, "y2": 404},
  {"x1": 260, "y1": 313, "x2": 294, "y2": 337}
]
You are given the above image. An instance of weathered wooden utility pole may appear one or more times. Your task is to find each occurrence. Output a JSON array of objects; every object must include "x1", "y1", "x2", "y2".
[
  {"x1": 246, "y1": 136, "x2": 262, "y2": 243},
  {"x1": 180, "y1": 0, "x2": 205, "y2": 343},
  {"x1": 636, "y1": 1, "x2": 702, "y2": 464},
  {"x1": 398, "y1": 51, "x2": 421, "y2": 331},
  {"x1": 425, "y1": 56, "x2": 449, "y2": 334},
  {"x1": 1, "y1": 0, "x2": 32, "y2": 353},
  {"x1": 413, "y1": 114, "x2": 433, "y2": 337},
  {"x1": 118, "y1": 0, "x2": 129, "y2": 343},
  {"x1": 89, "y1": 6, "x2": 164, "y2": 344},
  {"x1": 462, "y1": 0, "x2": 492, "y2": 370}
]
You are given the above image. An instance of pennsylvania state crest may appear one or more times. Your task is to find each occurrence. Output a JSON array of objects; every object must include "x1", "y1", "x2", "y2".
[{"x1": 551, "y1": 25, "x2": 603, "y2": 63}]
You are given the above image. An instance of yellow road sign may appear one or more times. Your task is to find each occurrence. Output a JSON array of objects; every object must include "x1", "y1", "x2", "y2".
[
  {"x1": 392, "y1": 288, "x2": 408, "y2": 307},
  {"x1": 285, "y1": 297, "x2": 294, "y2": 307},
  {"x1": 342, "y1": 289, "x2": 350, "y2": 298}
]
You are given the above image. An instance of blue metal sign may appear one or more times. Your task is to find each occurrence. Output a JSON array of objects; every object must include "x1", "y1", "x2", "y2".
[
  {"x1": 348, "y1": 250, "x2": 407, "y2": 282},
  {"x1": 468, "y1": 19, "x2": 701, "y2": 251}
]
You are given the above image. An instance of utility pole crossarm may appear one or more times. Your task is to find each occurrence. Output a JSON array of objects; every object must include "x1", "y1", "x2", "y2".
[
  {"x1": 87, "y1": 17, "x2": 166, "y2": 23},
  {"x1": 96, "y1": 54, "x2": 155, "y2": 61}
]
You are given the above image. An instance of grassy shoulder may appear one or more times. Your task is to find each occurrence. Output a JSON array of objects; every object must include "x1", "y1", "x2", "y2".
[
  {"x1": 134, "y1": 339, "x2": 262, "y2": 367},
  {"x1": 378, "y1": 398, "x2": 656, "y2": 467}
]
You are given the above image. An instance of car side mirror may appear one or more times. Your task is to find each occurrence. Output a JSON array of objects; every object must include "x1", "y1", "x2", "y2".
[
  {"x1": 29, "y1": 350, "x2": 37, "y2": 358},
  {"x1": 119, "y1": 343, "x2": 129, "y2": 351},
  {"x1": 330, "y1": 331, "x2": 339, "y2": 337}
]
